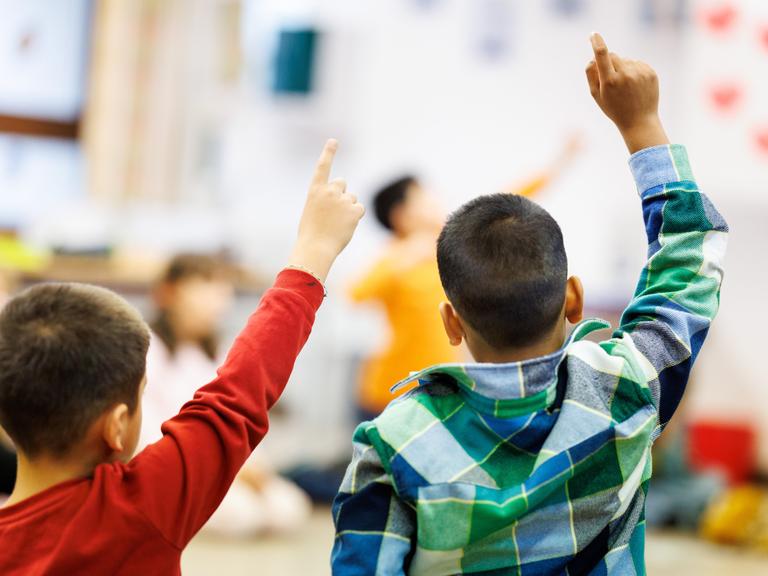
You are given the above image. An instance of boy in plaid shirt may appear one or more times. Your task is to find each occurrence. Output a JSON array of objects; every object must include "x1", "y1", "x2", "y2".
[{"x1": 331, "y1": 34, "x2": 728, "y2": 575}]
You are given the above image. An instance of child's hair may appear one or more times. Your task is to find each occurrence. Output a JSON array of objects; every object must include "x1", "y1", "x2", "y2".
[
  {"x1": 437, "y1": 193, "x2": 568, "y2": 349},
  {"x1": 0, "y1": 283, "x2": 150, "y2": 458},
  {"x1": 151, "y1": 253, "x2": 231, "y2": 361},
  {"x1": 373, "y1": 175, "x2": 417, "y2": 231}
]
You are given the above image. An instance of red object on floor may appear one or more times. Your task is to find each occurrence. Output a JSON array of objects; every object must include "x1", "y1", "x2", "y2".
[{"x1": 688, "y1": 420, "x2": 757, "y2": 485}]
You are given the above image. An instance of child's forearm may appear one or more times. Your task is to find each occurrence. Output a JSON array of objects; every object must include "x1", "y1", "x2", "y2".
[{"x1": 618, "y1": 116, "x2": 670, "y2": 155}]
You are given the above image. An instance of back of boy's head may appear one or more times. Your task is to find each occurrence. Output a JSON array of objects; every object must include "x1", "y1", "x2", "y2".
[
  {"x1": 373, "y1": 175, "x2": 418, "y2": 231},
  {"x1": 0, "y1": 283, "x2": 150, "y2": 459},
  {"x1": 437, "y1": 193, "x2": 568, "y2": 350}
]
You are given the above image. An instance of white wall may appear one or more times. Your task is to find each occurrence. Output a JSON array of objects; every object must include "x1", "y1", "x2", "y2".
[{"x1": 223, "y1": 0, "x2": 688, "y2": 299}]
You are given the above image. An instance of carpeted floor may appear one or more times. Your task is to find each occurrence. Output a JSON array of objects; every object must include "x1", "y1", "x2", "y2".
[{"x1": 183, "y1": 508, "x2": 768, "y2": 575}]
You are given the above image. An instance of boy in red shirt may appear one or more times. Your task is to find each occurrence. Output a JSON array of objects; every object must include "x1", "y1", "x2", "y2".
[{"x1": 0, "y1": 140, "x2": 363, "y2": 575}]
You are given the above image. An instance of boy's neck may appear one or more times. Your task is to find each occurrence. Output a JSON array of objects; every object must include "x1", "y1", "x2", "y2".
[
  {"x1": 469, "y1": 329, "x2": 566, "y2": 364},
  {"x1": 3, "y1": 451, "x2": 94, "y2": 508}
]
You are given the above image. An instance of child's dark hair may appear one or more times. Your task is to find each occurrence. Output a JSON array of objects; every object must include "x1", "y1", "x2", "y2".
[
  {"x1": 151, "y1": 253, "x2": 231, "y2": 361},
  {"x1": 373, "y1": 175, "x2": 417, "y2": 230},
  {"x1": 0, "y1": 283, "x2": 150, "y2": 458},
  {"x1": 437, "y1": 193, "x2": 568, "y2": 349}
]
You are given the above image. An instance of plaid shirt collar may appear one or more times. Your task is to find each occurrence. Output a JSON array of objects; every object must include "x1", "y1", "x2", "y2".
[{"x1": 391, "y1": 318, "x2": 611, "y2": 418}]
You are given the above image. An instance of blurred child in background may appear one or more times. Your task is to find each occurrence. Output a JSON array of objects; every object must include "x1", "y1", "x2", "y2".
[
  {"x1": 142, "y1": 254, "x2": 311, "y2": 537},
  {"x1": 349, "y1": 175, "x2": 456, "y2": 419},
  {"x1": 351, "y1": 137, "x2": 581, "y2": 418}
]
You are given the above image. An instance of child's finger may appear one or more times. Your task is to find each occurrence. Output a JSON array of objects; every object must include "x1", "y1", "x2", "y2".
[
  {"x1": 585, "y1": 60, "x2": 600, "y2": 96},
  {"x1": 328, "y1": 177, "x2": 347, "y2": 194},
  {"x1": 590, "y1": 33, "x2": 615, "y2": 81},
  {"x1": 312, "y1": 139, "x2": 339, "y2": 187},
  {"x1": 609, "y1": 53, "x2": 625, "y2": 73}
]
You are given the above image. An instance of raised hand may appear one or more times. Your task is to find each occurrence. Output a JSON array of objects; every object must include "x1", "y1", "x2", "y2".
[
  {"x1": 289, "y1": 139, "x2": 365, "y2": 282},
  {"x1": 586, "y1": 33, "x2": 670, "y2": 153}
]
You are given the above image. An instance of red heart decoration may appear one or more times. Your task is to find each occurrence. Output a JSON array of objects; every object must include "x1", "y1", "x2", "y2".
[
  {"x1": 755, "y1": 129, "x2": 768, "y2": 156},
  {"x1": 709, "y1": 84, "x2": 742, "y2": 111},
  {"x1": 759, "y1": 24, "x2": 768, "y2": 51},
  {"x1": 700, "y1": 3, "x2": 738, "y2": 33}
]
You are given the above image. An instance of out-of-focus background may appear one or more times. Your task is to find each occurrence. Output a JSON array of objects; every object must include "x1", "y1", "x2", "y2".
[{"x1": 1, "y1": 0, "x2": 767, "y2": 574}]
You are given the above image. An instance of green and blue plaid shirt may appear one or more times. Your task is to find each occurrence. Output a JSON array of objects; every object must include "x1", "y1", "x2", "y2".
[{"x1": 332, "y1": 145, "x2": 728, "y2": 575}]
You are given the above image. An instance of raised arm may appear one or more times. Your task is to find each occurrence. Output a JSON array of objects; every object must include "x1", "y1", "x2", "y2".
[
  {"x1": 503, "y1": 134, "x2": 583, "y2": 198},
  {"x1": 587, "y1": 34, "x2": 728, "y2": 429},
  {"x1": 126, "y1": 140, "x2": 365, "y2": 547}
]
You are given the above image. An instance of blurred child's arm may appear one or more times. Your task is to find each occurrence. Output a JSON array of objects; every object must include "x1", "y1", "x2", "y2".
[
  {"x1": 332, "y1": 423, "x2": 416, "y2": 575},
  {"x1": 126, "y1": 140, "x2": 364, "y2": 547},
  {"x1": 587, "y1": 35, "x2": 728, "y2": 429},
  {"x1": 504, "y1": 134, "x2": 582, "y2": 198}
]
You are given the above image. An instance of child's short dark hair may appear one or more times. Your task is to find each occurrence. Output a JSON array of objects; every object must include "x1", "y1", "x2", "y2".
[
  {"x1": 0, "y1": 283, "x2": 150, "y2": 458},
  {"x1": 437, "y1": 193, "x2": 568, "y2": 349},
  {"x1": 373, "y1": 175, "x2": 417, "y2": 230}
]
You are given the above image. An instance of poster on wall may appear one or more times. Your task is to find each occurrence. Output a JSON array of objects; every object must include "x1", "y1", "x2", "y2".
[
  {"x1": 272, "y1": 28, "x2": 318, "y2": 95},
  {"x1": 697, "y1": 1, "x2": 768, "y2": 161},
  {"x1": 679, "y1": 0, "x2": 768, "y2": 202}
]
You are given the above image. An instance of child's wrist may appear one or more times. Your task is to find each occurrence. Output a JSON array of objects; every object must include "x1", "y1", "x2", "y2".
[
  {"x1": 283, "y1": 263, "x2": 328, "y2": 296},
  {"x1": 618, "y1": 116, "x2": 669, "y2": 154},
  {"x1": 287, "y1": 240, "x2": 337, "y2": 284}
]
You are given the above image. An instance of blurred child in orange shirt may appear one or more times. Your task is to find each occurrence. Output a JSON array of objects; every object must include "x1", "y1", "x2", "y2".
[{"x1": 351, "y1": 138, "x2": 581, "y2": 417}]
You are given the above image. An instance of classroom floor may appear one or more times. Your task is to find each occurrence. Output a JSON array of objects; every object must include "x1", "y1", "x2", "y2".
[{"x1": 184, "y1": 508, "x2": 768, "y2": 575}]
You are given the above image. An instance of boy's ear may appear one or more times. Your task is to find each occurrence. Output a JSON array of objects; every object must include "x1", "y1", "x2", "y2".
[
  {"x1": 439, "y1": 301, "x2": 465, "y2": 347},
  {"x1": 565, "y1": 276, "x2": 585, "y2": 324},
  {"x1": 102, "y1": 404, "x2": 130, "y2": 454}
]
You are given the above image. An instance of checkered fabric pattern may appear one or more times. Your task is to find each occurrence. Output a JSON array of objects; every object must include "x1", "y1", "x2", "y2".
[{"x1": 331, "y1": 145, "x2": 728, "y2": 575}]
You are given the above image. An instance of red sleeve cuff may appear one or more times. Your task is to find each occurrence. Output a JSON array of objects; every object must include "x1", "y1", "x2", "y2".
[{"x1": 275, "y1": 268, "x2": 326, "y2": 310}]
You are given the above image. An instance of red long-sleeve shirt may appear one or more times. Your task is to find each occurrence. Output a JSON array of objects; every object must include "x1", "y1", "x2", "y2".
[{"x1": 0, "y1": 269, "x2": 324, "y2": 575}]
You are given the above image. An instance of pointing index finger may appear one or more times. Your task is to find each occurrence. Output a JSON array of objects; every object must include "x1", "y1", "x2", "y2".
[
  {"x1": 590, "y1": 33, "x2": 615, "y2": 81},
  {"x1": 312, "y1": 139, "x2": 339, "y2": 187}
]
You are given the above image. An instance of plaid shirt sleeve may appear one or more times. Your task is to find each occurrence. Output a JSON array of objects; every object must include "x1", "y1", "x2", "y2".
[
  {"x1": 605, "y1": 144, "x2": 728, "y2": 431},
  {"x1": 331, "y1": 422, "x2": 416, "y2": 575}
]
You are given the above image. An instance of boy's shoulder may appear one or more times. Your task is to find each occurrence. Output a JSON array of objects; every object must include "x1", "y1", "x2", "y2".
[
  {"x1": 363, "y1": 379, "x2": 461, "y2": 448},
  {"x1": 366, "y1": 325, "x2": 656, "y2": 451}
]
